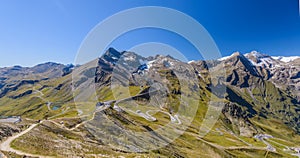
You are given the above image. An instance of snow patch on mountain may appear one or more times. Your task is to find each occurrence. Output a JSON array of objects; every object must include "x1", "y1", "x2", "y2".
[
  {"x1": 218, "y1": 52, "x2": 241, "y2": 61},
  {"x1": 146, "y1": 60, "x2": 155, "y2": 69},
  {"x1": 218, "y1": 56, "x2": 231, "y2": 61},
  {"x1": 188, "y1": 60, "x2": 196, "y2": 64},
  {"x1": 123, "y1": 56, "x2": 135, "y2": 61}
]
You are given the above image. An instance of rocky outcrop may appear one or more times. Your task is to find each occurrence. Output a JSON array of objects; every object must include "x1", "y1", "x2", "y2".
[
  {"x1": 0, "y1": 124, "x2": 21, "y2": 141},
  {"x1": 95, "y1": 48, "x2": 123, "y2": 84},
  {"x1": 222, "y1": 102, "x2": 257, "y2": 137}
]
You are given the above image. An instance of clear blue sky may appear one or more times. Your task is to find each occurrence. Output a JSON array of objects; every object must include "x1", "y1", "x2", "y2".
[{"x1": 0, "y1": 0, "x2": 299, "y2": 67}]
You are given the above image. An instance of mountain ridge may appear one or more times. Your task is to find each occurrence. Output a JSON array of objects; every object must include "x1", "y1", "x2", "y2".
[{"x1": 1, "y1": 50, "x2": 299, "y2": 69}]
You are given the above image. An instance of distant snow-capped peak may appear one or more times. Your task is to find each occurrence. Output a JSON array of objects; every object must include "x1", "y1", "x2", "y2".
[
  {"x1": 218, "y1": 51, "x2": 299, "y2": 64},
  {"x1": 216, "y1": 51, "x2": 300, "y2": 68},
  {"x1": 271, "y1": 56, "x2": 300, "y2": 63},
  {"x1": 244, "y1": 51, "x2": 270, "y2": 59}
]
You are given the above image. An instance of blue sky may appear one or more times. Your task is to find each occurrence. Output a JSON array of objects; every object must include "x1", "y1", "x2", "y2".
[{"x1": 0, "y1": 0, "x2": 299, "y2": 67}]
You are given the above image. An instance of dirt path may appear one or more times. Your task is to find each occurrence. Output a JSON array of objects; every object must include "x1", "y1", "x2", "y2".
[{"x1": 0, "y1": 121, "x2": 53, "y2": 158}]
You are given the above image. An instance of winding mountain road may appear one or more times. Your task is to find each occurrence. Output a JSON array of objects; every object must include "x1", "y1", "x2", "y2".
[
  {"x1": 254, "y1": 134, "x2": 276, "y2": 152},
  {"x1": 33, "y1": 88, "x2": 52, "y2": 111},
  {"x1": 146, "y1": 110, "x2": 181, "y2": 124},
  {"x1": 0, "y1": 88, "x2": 177, "y2": 157}
]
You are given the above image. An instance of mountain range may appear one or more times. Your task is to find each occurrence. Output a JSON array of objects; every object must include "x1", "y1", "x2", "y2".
[{"x1": 0, "y1": 48, "x2": 299, "y2": 157}]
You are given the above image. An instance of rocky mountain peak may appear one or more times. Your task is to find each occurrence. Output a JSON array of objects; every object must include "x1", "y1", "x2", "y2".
[
  {"x1": 102, "y1": 47, "x2": 124, "y2": 63},
  {"x1": 223, "y1": 51, "x2": 260, "y2": 78},
  {"x1": 244, "y1": 51, "x2": 278, "y2": 68},
  {"x1": 245, "y1": 51, "x2": 270, "y2": 62},
  {"x1": 232, "y1": 51, "x2": 242, "y2": 56}
]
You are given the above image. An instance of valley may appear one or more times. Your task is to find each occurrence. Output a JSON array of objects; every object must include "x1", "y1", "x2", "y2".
[{"x1": 0, "y1": 48, "x2": 299, "y2": 157}]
